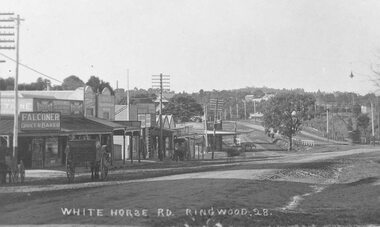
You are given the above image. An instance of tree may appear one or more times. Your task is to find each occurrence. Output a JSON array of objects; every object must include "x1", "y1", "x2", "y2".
[
  {"x1": 357, "y1": 113, "x2": 370, "y2": 138},
  {"x1": 262, "y1": 92, "x2": 315, "y2": 150},
  {"x1": 163, "y1": 94, "x2": 203, "y2": 122},
  {"x1": 0, "y1": 77, "x2": 13, "y2": 90},
  {"x1": 252, "y1": 89, "x2": 265, "y2": 98},
  {"x1": 62, "y1": 75, "x2": 85, "y2": 90},
  {"x1": 86, "y1": 76, "x2": 113, "y2": 94},
  {"x1": 352, "y1": 103, "x2": 361, "y2": 118}
]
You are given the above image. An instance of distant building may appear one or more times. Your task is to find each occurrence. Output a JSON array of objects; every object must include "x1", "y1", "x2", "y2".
[
  {"x1": 245, "y1": 93, "x2": 274, "y2": 103},
  {"x1": 361, "y1": 105, "x2": 370, "y2": 114}
]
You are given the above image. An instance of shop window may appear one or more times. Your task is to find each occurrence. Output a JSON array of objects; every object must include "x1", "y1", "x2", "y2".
[
  {"x1": 45, "y1": 137, "x2": 60, "y2": 167},
  {"x1": 32, "y1": 138, "x2": 44, "y2": 168}
]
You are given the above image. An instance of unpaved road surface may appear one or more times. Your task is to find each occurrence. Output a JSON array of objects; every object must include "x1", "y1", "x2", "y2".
[
  {"x1": 1, "y1": 121, "x2": 379, "y2": 226},
  {"x1": 1, "y1": 145, "x2": 379, "y2": 226}
]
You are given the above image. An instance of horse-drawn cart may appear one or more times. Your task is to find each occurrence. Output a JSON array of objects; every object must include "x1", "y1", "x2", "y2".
[
  {"x1": 226, "y1": 145, "x2": 246, "y2": 162},
  {"x1": 0, "y1": 147, "x2": 25, "y2": 184},
  {"x1": 65, "y1": 140, "x2": 110, "y2": 183}
]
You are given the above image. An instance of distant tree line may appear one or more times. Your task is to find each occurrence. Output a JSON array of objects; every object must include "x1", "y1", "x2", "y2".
[{"x1": 0, "y1": 75, "x2": 114, "y2": 95}]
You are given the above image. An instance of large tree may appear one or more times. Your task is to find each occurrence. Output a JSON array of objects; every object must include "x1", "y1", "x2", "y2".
[
  {"x1": 62, "y1": 75, "x2": 85, "y2": 90},
  {"x1": 262, "y1": 92, "x2": 315, "y2": 150},
  {"x1": 163, "y1": 94, "x2": 203, "y2": 122},
  {"x1": 86, "y1": 76, "x2": 113, "y2": 94}
]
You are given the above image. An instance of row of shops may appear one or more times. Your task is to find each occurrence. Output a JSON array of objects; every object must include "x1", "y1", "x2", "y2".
[
  {"x1": 0, "y1": 114, "x2": 208, "y2": 169},
  {"x1": 0, "y1": 88, "x2": 142, "y2": 169},
  {"x1": 0, "y1": 87, "x2": 235, "y2": 170},
  {"x1": 0, "y1": 114, "x2": 141, "y2": 169}
]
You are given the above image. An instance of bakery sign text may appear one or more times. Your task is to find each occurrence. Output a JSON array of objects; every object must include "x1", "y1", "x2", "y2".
[{"x1": 20, "y1": 112, "x2": 61, "y2": 131}]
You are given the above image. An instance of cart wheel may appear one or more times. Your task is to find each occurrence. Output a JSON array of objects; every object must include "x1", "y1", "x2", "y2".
[
  {"x1": 100, "y1": 155, "x2": 109, "y2": 181},
  {"x1": 19, "y1": 161, "x2": 25, "y2": 183},
  {"x1": 10, "y1": 161, "x2": 19, "y2": 183},
  {"x1": 66, "y1": 161, "x2": 75, "y2": 183},
  {"x1": 100, "y1": 159, "x2": 108, "y2": 180}
]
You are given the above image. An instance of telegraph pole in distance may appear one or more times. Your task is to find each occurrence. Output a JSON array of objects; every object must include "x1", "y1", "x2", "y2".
[
  {"x1": 152, "y1": 74, "x2": 170, "y2": 161},
  {"x1": 204, "y1": 104, "x2": 208, "y2": 152},
  {"x1": 371, "y1": 102, "x2": 375, "y2": 145}
]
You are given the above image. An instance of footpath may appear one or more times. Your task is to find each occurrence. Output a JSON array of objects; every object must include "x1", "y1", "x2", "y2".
[
  {"x1": 0, "y1": 152, "x2": 277, "y2": 194},
  {"x1": 1, "y1": 147, "x2": 378, "y2": 194}
]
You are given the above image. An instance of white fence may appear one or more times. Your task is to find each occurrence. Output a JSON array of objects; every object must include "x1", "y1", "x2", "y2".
[{"x1": 292, "y1": 138, "x2": 315, "y2": 147}]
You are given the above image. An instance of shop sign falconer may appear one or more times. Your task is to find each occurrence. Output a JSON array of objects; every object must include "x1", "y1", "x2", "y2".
[{"x1": 20, "y1": 112, "x2": 61, "y2": 131}]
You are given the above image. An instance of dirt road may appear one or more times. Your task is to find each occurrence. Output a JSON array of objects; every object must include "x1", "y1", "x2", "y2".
[{"x1": 1, "y1": 144, "x2": 379, "y2": 226}]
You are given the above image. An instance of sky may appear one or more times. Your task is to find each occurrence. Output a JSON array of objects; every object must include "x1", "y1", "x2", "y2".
[{"x1": 1, "y1": 0, "x2": 380, "y2": 94}]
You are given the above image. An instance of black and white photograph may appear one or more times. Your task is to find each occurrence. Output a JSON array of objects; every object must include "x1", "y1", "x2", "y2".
[{"x1": 0, "y1": 0, "x2": 380, "y2": 226}]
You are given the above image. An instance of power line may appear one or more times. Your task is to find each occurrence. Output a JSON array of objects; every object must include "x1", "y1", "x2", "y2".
[{"x1": 0, "y1": 52, "x2": 62, "y2": 83}]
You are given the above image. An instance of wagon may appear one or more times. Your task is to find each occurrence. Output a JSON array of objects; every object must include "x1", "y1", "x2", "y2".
[
  {"x1": 226, "y1": 145, "x2": 246, "y2": 162},
  {"x1": 65, "y1": 140, "x2": 110, "y2": 183},
  {"x1": 0, "y1": 147, "x2": 25, "y2": 184},
  {"x1": 172, "y1": 138, "x2": 187, "y2": 161}
]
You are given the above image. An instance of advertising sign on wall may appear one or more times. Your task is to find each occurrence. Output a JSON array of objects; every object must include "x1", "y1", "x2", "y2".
[
  {"x1": 146, "y1": 114, "x2": 151, "y2": 127},
  {"x1": 0, "y1": 97, "x2": 34, "y2": 115},
  {"x1": 138, "y1": 113, "x2": 153, "y2": 128},
  {"x1": 138, "y1": 114, "x2": 146, "y2": 128},
  {"x1": 34, "y1": 99, "x2": 83, "y2": 117},
  {"x1": 20, "y1": 112, "x2": 61, "y2": 131},
  {"x1": 84, "y1": 86, "x2": 96, "y2": 118}
]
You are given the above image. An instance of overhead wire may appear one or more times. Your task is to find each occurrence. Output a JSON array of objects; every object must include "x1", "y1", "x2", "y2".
[{"x1": 0, "y1": 52, "x2": 62, "y2": 83}]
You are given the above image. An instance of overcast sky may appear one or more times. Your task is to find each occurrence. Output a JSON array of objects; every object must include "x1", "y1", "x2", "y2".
[{"x1": 1, "y1": 0, "x2": 380, "y2": 94}]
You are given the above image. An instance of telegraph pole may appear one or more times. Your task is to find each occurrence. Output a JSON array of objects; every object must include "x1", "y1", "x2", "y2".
[
  {"x1": 236, "y1": 103, "x2": 239, "y2": 118},
  {"x1": 152, "y1": 74, "x2": 170, "y2": 161},
  {"x1": 243, "y1": 100, "x2": 247, "y2": 120},
  {"x1": 371, "y1": 102, "x2": 375, "y2": 145},
  {"x1": 1, "y1": 13, "x2": 23, "y2": 167},
  {"x1": 326, "y1": 108, "x2": 329, "y2": 140},
  {"x1": 204, "y1": 104, "x2": 208, "y2": 152}
]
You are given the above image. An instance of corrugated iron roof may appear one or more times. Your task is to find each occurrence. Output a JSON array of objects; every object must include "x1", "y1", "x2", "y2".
[{"x1": 0, "y1": 88, "x2": 84, "y2": 101}]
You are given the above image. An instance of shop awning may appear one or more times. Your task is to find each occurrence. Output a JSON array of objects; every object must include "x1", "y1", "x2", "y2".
[
  {"x1": 112, "y1": 121, "x2": 141, "y2": 136},
  {"x1": 60, "y1": 116, "x2": 114, "y2": 135},
  {"x1": 87, "y1": 117, "x2": 126, "y2": 131},
  {"x1": 89, "y1": 118, "x2": 141, "y2": 136}
]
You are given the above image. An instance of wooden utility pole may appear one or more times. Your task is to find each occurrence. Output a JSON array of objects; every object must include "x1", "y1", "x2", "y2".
[
  {"x1": 123, "y1": 131, "x2": 126, "y2": 164},
  {"x1": 326, "y1": 108, "x2": 329, "y2": 140},
  {"x1": 152, "y1": 74, "x2": 170, "y2": 161},
  {"x1": 213, "y1": 99, "x2": 219, "y2": 159},
  {"x1": 0, "y1": 13, "x2": 23, "y2": 165},
  {"x1": 371, "y1": 102, "x2": 375, "y2": 145},
  {"x1": 204, "y1": 104, "x2": 208, "y2": 152},
  {"x1": 236, "y1": 103, "x2": 239, "y2": 118},
  {"x1": 0, "y1": 13, "x2": 17, "y2": 163},
  {"x1": 13, "y1": 15, "x2": 21, "y2": 165},
  {"x1": 243, "y1": 100, "x2": 247, "y2": 120}
]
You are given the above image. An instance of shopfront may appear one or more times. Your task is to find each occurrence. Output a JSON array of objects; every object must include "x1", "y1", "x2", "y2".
[
  {"x1": 0, "y1": 90, "x2": 116, "y2": 169},
  {"x1": 0, "y1": 114, "x2": 114, "y2": 169}
]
